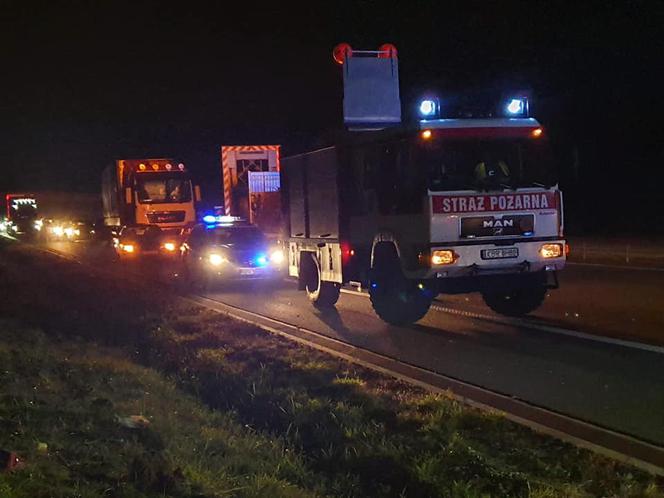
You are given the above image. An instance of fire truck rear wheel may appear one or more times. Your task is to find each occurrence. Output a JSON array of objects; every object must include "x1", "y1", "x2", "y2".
[
  {"x1": 481, "y1": 287, "x2": 547, "y2": 317},
  {"x1": 303, "y1": 253, "x2": 340, "y2": 306},
  {"x1": 369, "y1": 244, "x2": 432, "y2": 325}
]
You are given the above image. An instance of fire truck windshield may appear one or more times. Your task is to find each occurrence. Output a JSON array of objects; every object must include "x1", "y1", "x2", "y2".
[
  {"x1": 135, "y1": 173, "x2": 192, "y2": 204},
  {"x1": 419, "y1": 138, "x2": 558, "y2": 192}
]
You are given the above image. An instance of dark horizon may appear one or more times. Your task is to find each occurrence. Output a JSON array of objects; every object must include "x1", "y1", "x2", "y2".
[{"x1": 2, "y1": 1, "x2": 662, "y2": 233}]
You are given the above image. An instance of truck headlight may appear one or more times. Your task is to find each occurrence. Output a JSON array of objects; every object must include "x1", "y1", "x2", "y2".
[
  {"x1": 209, "y1": 253, "x2": 226, "y2": 266},
  {"x1": 431, "y1": 250, "x2": 456, "y2": 265},
  {"x1": 540, "y1": 243, "x2": 563, "y2": 259},
  {"x1": 121, "y1": 243, "x2": 135, "y2": 253},
  {"x1": 270, "y1": 249, "x2": 285, "y2": 264},
  {"x1": 163, "y1": 242, "x2": 177, "y2": 252}
]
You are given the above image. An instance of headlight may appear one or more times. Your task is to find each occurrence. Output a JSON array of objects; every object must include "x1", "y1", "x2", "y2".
[
  {"x1": 64, "y1": 227, "x2": 75, "y2": 237},
  {"x1": 52, "y1": 226, "x2": 64, "y2": 236},
  {"x1": 540, "y1": 243, "x2": 563, "y2": 259},
  {"x1": 270, "y1": 249, "x2": 285, "y2": 264},
  {"x1": 431, "y1": 250, "x2": 456, "y2": 265},
  {"x1": 121, "y1": 244, "x2": 135, "y2": 253},
  {"x1": 209, "y1": 253, "x2": 226, "y2": 266},
  {"x1": 163, "y1": 242, "x2": 177, "y2": 252}
]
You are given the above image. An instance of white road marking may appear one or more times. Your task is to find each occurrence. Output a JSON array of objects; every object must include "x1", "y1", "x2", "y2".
[
  {"x1": 340, "y1": 288, "x2": 664, "y2": 355},
  {"x1": 566, "y1": 261, "x2": 664, "y2": 272}
]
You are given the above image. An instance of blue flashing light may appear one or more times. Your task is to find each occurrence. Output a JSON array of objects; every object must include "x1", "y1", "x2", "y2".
[
  {"x1": 202, "y1": 214, "x2": 244, "y2": 224},
  {"x1": 506, "y1": 98, "x2": 526, "y2": 116},
  {"x1": 256, "y1": 254, "x2": 268, "y2": 266},
  {"x1": 217, "y1": 215, "x2": 242, "y2": 223},
  {"x1": 419, "y1": 99, "x2": 437, "y2": 117}
]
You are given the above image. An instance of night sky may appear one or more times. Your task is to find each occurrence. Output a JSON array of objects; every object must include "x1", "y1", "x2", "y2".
[{"x1": 2, "y1": 1, "x2": 662, "y2": 233}]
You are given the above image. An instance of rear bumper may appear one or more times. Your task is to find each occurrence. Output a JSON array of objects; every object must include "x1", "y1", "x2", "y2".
[
  {"x1": 435, "y1": 269, "x2": 558, "y2": 295},
  {"x1": 116, "y1": 248, "x2": 180, "y2": 261}
]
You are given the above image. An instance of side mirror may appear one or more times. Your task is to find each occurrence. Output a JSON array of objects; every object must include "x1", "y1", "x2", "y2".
[
  {"x1": 125, "y1": 187, "x2": 133, "y2": 205},
  {"x1": 194, "y1": 185, "x2": 202, "y2": 202}
]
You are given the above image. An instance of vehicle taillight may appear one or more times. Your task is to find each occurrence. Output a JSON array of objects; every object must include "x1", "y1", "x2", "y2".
[{"x1": 341, "y1": 242, "x2": 355, "y2": 265}]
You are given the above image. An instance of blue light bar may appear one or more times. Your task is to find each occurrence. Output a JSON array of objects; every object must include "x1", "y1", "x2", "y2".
[{"x1": 202, "y1": 214, "x2": 244, "y2": 224}]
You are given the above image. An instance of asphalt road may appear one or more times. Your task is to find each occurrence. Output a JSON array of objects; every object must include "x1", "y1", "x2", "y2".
[{"x1": 40, "y1": 238, "x2": 664, "y2": 445}]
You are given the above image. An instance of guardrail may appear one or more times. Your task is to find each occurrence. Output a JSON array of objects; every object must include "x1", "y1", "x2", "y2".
[{"x1": 567, "y1": 237, "x2": 664, "y2": 268}]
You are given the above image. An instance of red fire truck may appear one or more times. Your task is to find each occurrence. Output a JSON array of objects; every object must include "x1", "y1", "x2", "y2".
[{"x1": 283, "y1": 45, "x2": 566, "y2": 324}]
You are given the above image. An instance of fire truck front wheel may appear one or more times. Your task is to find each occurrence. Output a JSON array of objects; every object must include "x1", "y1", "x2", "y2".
[
  {"x1": 302, "y1": 253, "x2": 340, "y2": 307},
  {"x1": 369, "y1": 244, "x2": 433, "y2": 325},
  {"x1": 481, "y1": 286, "x2": 548, "y2": 317}
]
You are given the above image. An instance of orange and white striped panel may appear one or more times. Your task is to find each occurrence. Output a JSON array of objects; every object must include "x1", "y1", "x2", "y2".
[{"x1": 221, "y1": 145, "x2": 281, "y2": 215}]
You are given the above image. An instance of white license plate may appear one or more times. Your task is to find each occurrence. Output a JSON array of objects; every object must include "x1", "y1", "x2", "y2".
[
  {"x1": 481, "y1": 247, "x2": 519, "y2": 260},
  {"x1": 239, "y1": 268, "x2": 256, "y2": 275}
]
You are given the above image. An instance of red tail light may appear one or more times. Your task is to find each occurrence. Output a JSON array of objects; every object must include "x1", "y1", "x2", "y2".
[{"x1": 341, "y1": 242, "x2": 355, "y2": 265}]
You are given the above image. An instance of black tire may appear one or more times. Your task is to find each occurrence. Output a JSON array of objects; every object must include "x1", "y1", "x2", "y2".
[
  {"x1": 481, "y1": 287, "x2": 548, "y2": 317},
  {"x1": 303, "y1": 253, "x2": 340, "y2": 307},
  {"x1": 369, "y1": 244, "x2": 433, "y2": 325}
]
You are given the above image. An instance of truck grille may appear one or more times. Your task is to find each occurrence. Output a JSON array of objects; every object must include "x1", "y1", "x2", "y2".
[
  {"x1": 146, "y1": 211, "x2": 185, "y2": 224},
  {"x1": 460, "y1": 214, "x2": 534, "y2": 238}
]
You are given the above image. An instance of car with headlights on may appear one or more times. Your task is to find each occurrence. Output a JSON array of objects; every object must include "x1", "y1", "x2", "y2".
[
  {"x1": 180, "y1": 221, "x2": 285, "y2": 288},
  {"x1": 114, "y1": 224, "x2": 182, "y2": 262}
]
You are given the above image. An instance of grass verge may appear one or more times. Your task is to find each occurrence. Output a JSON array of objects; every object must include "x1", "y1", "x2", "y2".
[{"x1": 0, "y1": 241, "x2": 662, "y2": 497}]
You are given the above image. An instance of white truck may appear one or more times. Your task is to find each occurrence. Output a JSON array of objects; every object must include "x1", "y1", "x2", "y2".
[{"x1": 283, "y1": 45, "x2": 566, "y2": 324}]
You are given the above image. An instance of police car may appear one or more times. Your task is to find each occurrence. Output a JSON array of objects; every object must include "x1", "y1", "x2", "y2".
[{"x1": 179, "y1": 216, "x2": 285, "y2": 288}]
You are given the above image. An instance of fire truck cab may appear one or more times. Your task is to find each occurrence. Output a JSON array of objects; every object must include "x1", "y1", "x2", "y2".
[{"x1": 283, "y1": 45, "x2": 566, "y2": 325}]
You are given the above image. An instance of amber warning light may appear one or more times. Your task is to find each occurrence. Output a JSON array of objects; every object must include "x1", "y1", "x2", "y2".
[{"x1": 135, "y1": 162, "x2": 185, "y2": 172}]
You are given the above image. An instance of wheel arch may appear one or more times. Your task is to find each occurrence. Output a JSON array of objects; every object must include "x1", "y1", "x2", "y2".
[{"x1": 370, "y1": 233, "x2": 402, "y2": 268}]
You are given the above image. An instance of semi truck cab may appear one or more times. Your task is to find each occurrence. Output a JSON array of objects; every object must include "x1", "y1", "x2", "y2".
[{"x1": 102, "y1": 159, "x2": 200, "y2": 233}]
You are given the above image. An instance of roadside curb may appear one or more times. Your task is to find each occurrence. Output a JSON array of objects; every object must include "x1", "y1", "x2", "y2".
[{"x1": 186, "y1": 294, "x2": 664, "y2": 477}]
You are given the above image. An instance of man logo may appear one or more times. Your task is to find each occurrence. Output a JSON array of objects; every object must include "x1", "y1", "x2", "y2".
[{"x1": 482, "y1": 219, "x2": 514, "y2": 229}]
